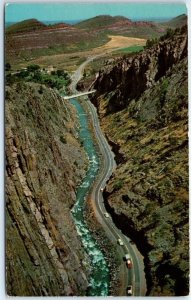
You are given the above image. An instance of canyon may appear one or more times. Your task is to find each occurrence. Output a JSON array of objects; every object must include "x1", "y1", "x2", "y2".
[{"x1": 5, "y1": 13, "x2": 189, "y2": 297}]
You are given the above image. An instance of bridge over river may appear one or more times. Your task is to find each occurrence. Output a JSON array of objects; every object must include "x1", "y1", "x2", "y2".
[{"x1": 63, "y1": 89, "x2": 96, "y2": 100}]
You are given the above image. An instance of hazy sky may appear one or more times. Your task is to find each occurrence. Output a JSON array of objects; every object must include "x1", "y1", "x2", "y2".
[{"x1": 5, "y1": 2, "x2": 187, "y2": 23}]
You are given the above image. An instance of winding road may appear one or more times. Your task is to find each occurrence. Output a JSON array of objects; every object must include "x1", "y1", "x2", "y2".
[{"x1": 69, "y1": 56, "x2": 146, "y2": 296}]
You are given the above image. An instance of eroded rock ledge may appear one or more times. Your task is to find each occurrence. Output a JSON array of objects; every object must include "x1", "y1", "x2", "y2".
[{"x1": 6, "y1": 82, "x2": 90, "y2": 296}]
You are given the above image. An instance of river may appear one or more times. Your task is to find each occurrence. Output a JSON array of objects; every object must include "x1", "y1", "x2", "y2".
[{"x1": 70, "y1": 99, "x2": 110, "y2": 296}]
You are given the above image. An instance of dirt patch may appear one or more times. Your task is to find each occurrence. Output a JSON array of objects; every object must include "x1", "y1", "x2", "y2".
[{"x1": 97, "y1": 35, "x2": 146, "y2": 51}]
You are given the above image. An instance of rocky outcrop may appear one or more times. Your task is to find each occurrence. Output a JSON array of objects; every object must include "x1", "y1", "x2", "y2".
[
  {"x1": 92, "y1": 26, "x2": 187, "y2": 117},
  {"x1": 6, "y1": 82, "x2": 90, "y2": 296},
  {"x1": 91, "y1": 26, "x2": 188, "y2": 296}
]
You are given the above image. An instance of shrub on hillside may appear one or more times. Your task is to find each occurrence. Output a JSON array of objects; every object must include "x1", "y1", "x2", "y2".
[
  {"x1": 145, "y1": 38, "x2": 158, "y2": 49},
  {"x1": 27, "y1": 64, "x2": 41, "y2": 72},
  {"x1": 5, "y1": 62, "x2": 11, "y2": 71},
  {"x1": 113, "y1": 179, "x2": 124, "y2": 191},
  {"x1": 160, "y1": 28, "x2": 175, "y2": 41}
]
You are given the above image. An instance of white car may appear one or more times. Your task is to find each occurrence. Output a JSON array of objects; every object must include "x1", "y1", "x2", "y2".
[
  {"x1": 126, "y1": 285, "x2": 133, "y2": 296},
  {"x1": 100, "y1": 188, "x2": 104, "y2": 192},
  {"x1": 124, "y1": 253, "x2": 130, "y2": 261},
  {"x1": 104, "y1": 212, "x2": 109, "y2": 218},
  {"x1": 117, "y1": 238, "x2": 124, "y2": 246}
]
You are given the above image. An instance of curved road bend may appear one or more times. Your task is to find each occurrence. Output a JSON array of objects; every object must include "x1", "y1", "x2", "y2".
[{"x1": 69, "y1": 56, "x2": 146, "y2": 296}]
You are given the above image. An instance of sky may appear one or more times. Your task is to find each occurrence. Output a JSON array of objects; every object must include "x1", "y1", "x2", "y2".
[{"x1": 5, "y1": 2, "x2": 187, "y2": 23}]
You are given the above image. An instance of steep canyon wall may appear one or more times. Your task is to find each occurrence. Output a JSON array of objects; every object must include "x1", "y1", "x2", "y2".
[
  {"x1": 91, "y1": 26, "x2": 189, "y2": 295},
  {"x1": 6, "y1": 82, "x2": 89, "y2": 296}
]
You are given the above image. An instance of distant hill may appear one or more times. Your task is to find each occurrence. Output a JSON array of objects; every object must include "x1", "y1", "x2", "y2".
[
  {"x1": 75, "y1": 15, "x2": 161, "y2": 38},
  {"x1": 5, "y1": 14, "x2": 187, "y2": 67},
  {"x1": 7, "y1": 14, "x2": 187, "y2": 35},
  {"x1": 75, "y1": 15, "x2": 131, "y2": 29},
  {"x1": 76, "y1": 14, "x2": 187, "y2": 31},
  {"x1": 6, "y1": 18, "x2": 73, "y2": 35},
  {"x1": 75, "y1": 14, "x2": 187, "y2": 39},
  {"x1": 161, "y1": 14, "x2": 187, "y2": 28},
  {"x1": 6, "y1": 19, "x2": 47, "y2": 34}
]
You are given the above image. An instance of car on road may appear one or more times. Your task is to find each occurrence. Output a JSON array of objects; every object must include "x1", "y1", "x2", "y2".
[
  {"x1": 100, "y1": 188, "x2": 104, "y2": 192},
  {"x1": 117, "y1": 238, "x2": 124, "y2": 246},
  {"x1": 104, "y1": 212, "x2": 109, "y2": 218},
  {"x1": 124, "y1": 253, "x2": 130, "y2": 261},
  {"x1": 126, "y1": 285, "x2": 133, "y2": 296},
  {"x1": 124, "y1": 254, "x2": 132, "y2": 268},
  {"x1": 126, "y1": 258, "x2": 132, "y2": 269}
]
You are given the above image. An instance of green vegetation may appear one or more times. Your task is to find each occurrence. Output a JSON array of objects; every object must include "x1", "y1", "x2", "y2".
[
  {"x1": 115, "y1": 45, "x2": 144, "y2": 54},
  {"x1": 27, "y1": 64, "x2": 40, "y2": 72},
  {"x1": 145, "y1": 25, "x2": 185, "y2": 50},
  {"x1": 5, "y1": 62, "x2": 11, "y2": 71},
  {"x1": 159, "y1": 78, "x2": 169, "y2": 106},
  {"x1": 145, "y1": 37, "x2": 158, "y2": 49},
  {"x1": 6, "y1": 64, "x2": 70, "y2": 91},
  {"x1": 160, "y1": 28, "x2": 175, "y2": 41},
  {"x1": 151, "y1": 211, "x2": 161, "y2": 224},
  {"x1": 113, "y1": 179, "x2": 124, "y2": 191}
]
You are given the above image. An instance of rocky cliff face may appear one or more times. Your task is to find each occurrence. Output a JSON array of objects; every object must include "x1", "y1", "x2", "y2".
[
  {"x1": 92, "y1": 26, "x2": 187, "y2": 117},
  {"x1": 6, "y1": 82, "x2": 89, "y2": 296},
  {"x1": 91, "y1": 26, "x2": 188, "y2": 296}
]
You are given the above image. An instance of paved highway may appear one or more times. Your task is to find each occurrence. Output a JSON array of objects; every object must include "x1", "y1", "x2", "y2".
[{"x1": 69, "y1": 57, "x2": 146, "y2": 296}]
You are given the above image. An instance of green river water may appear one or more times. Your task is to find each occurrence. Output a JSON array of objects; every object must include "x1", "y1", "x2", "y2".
[{"x1": 70, "y1": 99, "x2": 109, "y2": 296}]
